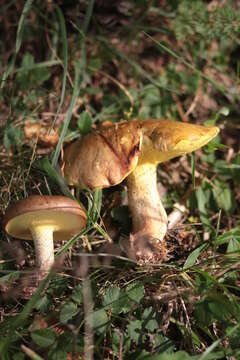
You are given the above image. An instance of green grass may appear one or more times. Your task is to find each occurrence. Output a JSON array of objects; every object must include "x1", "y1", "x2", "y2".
[{"x1": 0, "y1": 1, "x2": 240, "y2": 359}]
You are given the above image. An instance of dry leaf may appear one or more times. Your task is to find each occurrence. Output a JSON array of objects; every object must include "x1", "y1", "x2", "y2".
[{"x1": 24, "y1": 121, "x2": 59, "y2": 147}]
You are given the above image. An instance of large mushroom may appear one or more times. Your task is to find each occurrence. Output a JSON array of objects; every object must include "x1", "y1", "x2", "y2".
[
  {"x1": 3, "y1": 195, "x2": 87, "y2": 272},
  {"x1": 63, "y1": 120, "x2": 219, "y2": 259}
]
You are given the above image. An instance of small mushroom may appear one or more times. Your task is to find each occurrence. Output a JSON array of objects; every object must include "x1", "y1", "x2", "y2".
[
  {"x1": 3, "y1": 195, "x2": 87, "y2": 272},
  {"x1": 63, "y1": 120, "x2": 219, "y2": 260}
]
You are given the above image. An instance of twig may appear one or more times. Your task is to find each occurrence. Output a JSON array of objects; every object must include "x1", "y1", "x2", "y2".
[
  {"x1": 21, "y1": 345, "x2": 43, "y2": 360},
  {"x1": 172, "y1": 94, "x2": 189, "y2": 122},
  {"x1": 83, "y1": 276, "x2": 94, "y2": 360},
  {"x1": 168, "y1": 203, "x2": 188, "y2": 230}
]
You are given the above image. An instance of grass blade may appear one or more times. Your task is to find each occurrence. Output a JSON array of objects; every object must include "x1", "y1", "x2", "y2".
[
  {"x1": 191, "y1": 153, "x2": 196, "y2": 189},
  {"x1": 98, "y1": 36, "x2": 178, "y2": 93},
  {"x1": 35, "y1": 157, "x2": 74, "y2": 198},
  {"x1": 143, "y1": 31, "x2": 226, "y2": 94},
  {"x1": 199, "y1": 322, "x2": 240, "y2": 360},
  {"x1": 51, "y1": 6, "x2": 68, "y2": 129},
  {"x1": 0, "y1": 272, "x2": 53, "y2": 354},
  {"x1": 51, "y1": 0, "x2": 95, "y2": 168},
  {"x1": 14, "y1": 60, "x2": 61, "y2": 73},
  {"x1": 15, "y1": 0, "x2": 34, "y2": 53},
  {"x1": 1, "y1": 0, "x2": 34, "y2": 89},
  {"x1": 51, "y1": 62, "x2": 81, "y2": 167},
  {"x1": 82, "y1": 0, "x2": 95, "y2": 33}
]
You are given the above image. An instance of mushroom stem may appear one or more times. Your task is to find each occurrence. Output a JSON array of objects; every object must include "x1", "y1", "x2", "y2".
[
  {"x1": 30, "y1": 225, "x2": 55, "y2": 272},
  {"x1": 127, "y1": 163, "x2": 168, "y2": 244}
]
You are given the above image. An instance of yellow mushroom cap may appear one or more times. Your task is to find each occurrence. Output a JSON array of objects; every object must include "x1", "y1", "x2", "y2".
[
  {"x1": 3, "y1": 195, "x2": 87, "y2": 241},
  {"x1": 63, "y1": 119, "x2": 219, "y2": 188},
  {"x1": 138, "y1": 119, "x2": 219, "y2": 165}
]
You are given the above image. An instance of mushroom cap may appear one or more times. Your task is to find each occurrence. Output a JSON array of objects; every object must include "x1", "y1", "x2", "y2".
[
  {"x1": 3, "y1": 195, "x2": 87, "y2": 241},
  {"x1": 139, "y1": 119, "x2": 219, "y2": 165},
  {"x1": 64, "y1": 119, "x2": 219, "y2": 189},
  {"x1": 64, "y1": 121, "x2": 142, "y2": 189}
]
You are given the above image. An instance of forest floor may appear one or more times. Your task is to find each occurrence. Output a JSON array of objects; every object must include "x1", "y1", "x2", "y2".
[{"x1": 0, "y1": 1, "x2": 240, "y2": 359}]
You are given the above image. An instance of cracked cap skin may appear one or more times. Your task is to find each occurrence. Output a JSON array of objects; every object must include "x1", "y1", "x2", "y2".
[
  {"x1": 64, "y1": 121, "x2": 142, "y2": 189},
  {"x1": 63, "y1": 119, "x2": 219, "y2": 189}
]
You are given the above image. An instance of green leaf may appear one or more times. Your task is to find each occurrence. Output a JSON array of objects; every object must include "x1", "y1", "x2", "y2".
[
  {"x1": 77, "y1": 111, "x2": 92, "y2": 134},
  {"x1": 194, "y1": 295, "x2": 235, "y2": 327},
  {"x1": 92, "y1": 308, "x2": 109, "y2": 334},
  {"x1": 145, "y1": 319, "x2": 159, "y2": 332},
  {"x1": 227, "y1": 237, "x2": 240, "y2": 254},
  {"x1": 215, "y1": 228, "x2": 240, "y2": 246},
  {"x1": 21, "y1": 52, "x2": 34, "y2": 67},
  {"x1": 31, "y1": 329, "x2": 56, "y2": 348},
  {"x1": 141, "y1": 85, "x2": 161, "y2": 106},
  {"x1": 153, "y1": 334, "x2": 175, "y2": 352},
  {"x1": 60, "y1": 302, "x2": 79, "y2": 324},
  {"x1": 142, "y1": 307, "x2": 159, "y2": 332},
  {"x1": 126, "y1": 350, "x2": 150, "y2": 359},
  {"x1": 195, "y1": 272, "x2": 215, "y2": 294},
  {"x1": 34, "y1": 295, "x2": 50, "y2": 312},
  {"x1": 142, "y1": 351, "x2": 192, "y2": 360},
  {"x1": 127, "y1": 320, "x2": 143, "y2": 343},
  {"x1": 13, "y1": 354, "x2": 25, "y2": 360},
  {"x1": 102, "y1": 286, "x2": 121, "y2": 314},
  {"x1": 3, "y1": 124, "x2": 22, "y2": 149},
  {"x1": 213, "y1": 179, "x2": 235, "y2": 213},
  {"x1": 142, "y1": 306, "x2": 153, "y2": 320},
  {"x1": 183, "y1": 243, "x2": 208, "y2": 269},
  {"x1": 48, "y1": 350, "x2": 68, "y2": 360},
  {"x1": 126, "y1": 282, "x2": 145, "y2": 304},
  {"x1": 195, "y1": 184, "x2": 211, "y2": 228},
  {"x1": 72, "y1": 284, "x2": 83, "y2": 305},
  {"x1": 16, "y1": 52, "x2": 50, "y2": 88},
  {"x1": 112, "y1": 331, "x2": 122, "y2": 355},
  {"x1": 117, "y1": 291, "x2": 132, "y2": 314}
]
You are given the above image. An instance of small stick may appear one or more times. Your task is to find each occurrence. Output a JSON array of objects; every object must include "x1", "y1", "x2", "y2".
[{"x1": 168, "y1": 203, "x2": 188, "y2": 230}]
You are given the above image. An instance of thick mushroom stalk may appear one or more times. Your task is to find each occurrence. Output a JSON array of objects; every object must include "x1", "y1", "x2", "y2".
[
  {"x1": 30, "y1": 224, "x2": 55, "y2": 271},
  {"x1": 127, "y1": 163, "x2": 167, "y2": 244}
]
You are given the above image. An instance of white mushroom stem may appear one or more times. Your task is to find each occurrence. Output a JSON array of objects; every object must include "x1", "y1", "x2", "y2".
[
  {"x1": 30, "y1": 224, "x2": 55, "y2": 272},
  {"x1": 127, "y1": 163, "x2": 168, "y2": 243}
]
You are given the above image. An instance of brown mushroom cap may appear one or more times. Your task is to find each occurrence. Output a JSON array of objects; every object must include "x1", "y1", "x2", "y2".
[
  {"x1": 64, "y1": 121, "x2": 142, "y2": 189},
  {"x1": 63, "y1": 119, "x2": 219, "y2": 189},
  {"x1": 3, "y1": 195, "x2": 87, "y2": 241}
]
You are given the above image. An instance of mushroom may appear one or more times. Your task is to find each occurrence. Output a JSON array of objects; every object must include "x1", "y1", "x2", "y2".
[
  {"x1": 3, "y1": 195, "x2": 87, "y2": 272},
  {"x1": 63, "y1": 120, "x2": 219, "y2": 260}
]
